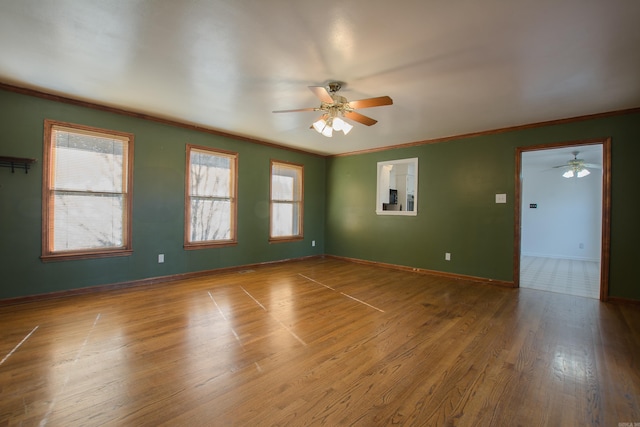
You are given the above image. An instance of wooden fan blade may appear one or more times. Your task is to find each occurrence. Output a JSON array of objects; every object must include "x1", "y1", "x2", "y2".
[
  {"x1": 344, "y1": 111, "x2": 378, "y2": 126},
  {"x1": 308, "y1": 86, "x2": 334, "y2": 104},
  {"x1": 272, "y1": 107, "x2": 317, "y2": 113},
  {"x1": 347, "y1": 96, "x2": 393, "y2": 109},
  {"x1": 552, "y1": 162, "x2": 601, "y2": 169}
]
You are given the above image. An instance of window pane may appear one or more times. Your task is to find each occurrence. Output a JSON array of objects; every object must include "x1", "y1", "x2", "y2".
[
  {"x1": 190, "y1": 151, "x2": 231, "y2": 197},
  {"x1": 53, "y1": 192, "x2": 124, "y2": 251},
  {"x1": 54, "y1": 131, "x2": 125, "y2": 193},
  {"x1": 271, "y1": 202, "x2": 294, "y2": 237},
  {"x1": 43, "y1": 121, "x2": 133, "y2": 259},
  {"x1": 185, "y1": 146, "x2": 237, "y2": 246},
  {"x1": 269, "y1": 160, "x2": 303, "y2": 240},
  {"x1": 190, "y1": 198, "x2": 231, "y2": 241},
  {"x1": 271, "y1": 174, "x2": 294, "y2": 201}
]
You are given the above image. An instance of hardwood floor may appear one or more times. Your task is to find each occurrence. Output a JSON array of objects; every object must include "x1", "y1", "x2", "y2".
[{"x1": 1, "y1": 257, "x2": 639, "y2": 426}]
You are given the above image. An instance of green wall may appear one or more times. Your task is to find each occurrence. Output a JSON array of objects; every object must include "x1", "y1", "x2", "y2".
[
  {"x1": 0, "y1": 89, "x2": 325, "y2": 299},
  {"x1": 325, "y1": 112, "x2": 640, "y2": 300}
]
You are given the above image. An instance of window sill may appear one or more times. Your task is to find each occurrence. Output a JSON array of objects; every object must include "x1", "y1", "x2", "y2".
[
  {"x1": 41, "y1": 249, "x2": 133, "y2": 262},
  {"x1": 184, "y1": 241, "x2": 238, "y2": 250},
  {"x1": 269, "y1": 236, "x2": 304, "y2": 244},
  {"x1": 375, "y1": 210, "x2": 418, "y2": 216}
]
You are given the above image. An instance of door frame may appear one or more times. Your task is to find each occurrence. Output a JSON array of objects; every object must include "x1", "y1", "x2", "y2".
[{"x1": 513, "y1": 137, "x2": 612, "y2": 301}]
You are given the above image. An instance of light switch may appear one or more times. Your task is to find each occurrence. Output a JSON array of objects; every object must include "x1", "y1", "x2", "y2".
[{"x1": 495, "y1": 194, "x2": 507, "y2": 204}]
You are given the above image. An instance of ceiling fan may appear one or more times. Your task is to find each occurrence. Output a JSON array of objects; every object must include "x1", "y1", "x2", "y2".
[
  {"x1": 552, "y1": 151, "x2": 601, "y2": 178},
  {"x1": 272, "y1": 81, "x2": 393, "y2": 137}
]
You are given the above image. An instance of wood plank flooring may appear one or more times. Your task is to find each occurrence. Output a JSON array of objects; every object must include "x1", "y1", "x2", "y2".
[{"x1": 1, "y1": 257, "x2": 639, "y2": 426}]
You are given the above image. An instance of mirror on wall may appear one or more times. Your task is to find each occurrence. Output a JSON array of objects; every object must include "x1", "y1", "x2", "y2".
[{"x1": 376, "y1": 157, "x2": 418, "y2": 215}]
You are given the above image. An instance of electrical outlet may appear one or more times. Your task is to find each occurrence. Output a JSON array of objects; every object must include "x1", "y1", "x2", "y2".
[
  {"x1": 158, "y1": 254, "x2": 164, "y2": 263},
  {"x1": 312, "y1": 240, "x2": 316, "y2": 247},
  {"x1": 445, "y1": 252, "x2": 451, "y2": 261}
]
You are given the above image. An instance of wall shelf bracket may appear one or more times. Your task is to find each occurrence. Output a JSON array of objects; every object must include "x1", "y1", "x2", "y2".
[{"x1": 0, "y1": 156, "x2": 37, "y2": 174}]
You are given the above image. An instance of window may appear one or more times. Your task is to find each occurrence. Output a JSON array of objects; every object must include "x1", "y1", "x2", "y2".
[
  {"x1": 270, "y1": 160, "x2": 303, "y2": 241},
  {"x1": 185, "y1": 145, "x2": 238, "y2": 248},
  {"x1": 42, "y1": 120, "x2": 134, "y2": 261},
  {"x1": 376, "y1": 157, "x2": 418, "y2": 216}
]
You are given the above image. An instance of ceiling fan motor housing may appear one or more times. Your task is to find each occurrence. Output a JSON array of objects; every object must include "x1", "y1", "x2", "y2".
[{"x1": 327, "y1": 81, "x2": 343, "y2": 94}]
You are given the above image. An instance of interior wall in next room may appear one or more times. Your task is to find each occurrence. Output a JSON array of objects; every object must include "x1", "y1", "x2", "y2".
[{"x1": 521, "y1": 145, "x2": 602, "y2": 261}]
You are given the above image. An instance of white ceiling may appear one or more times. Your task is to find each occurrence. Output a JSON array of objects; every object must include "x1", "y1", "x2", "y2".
[
  {"x1": 522, "y1": 144, "x2": 603, "y2": 172},
  {"x1": 1, "y1": 0, "x2": 639, "y2": 156}
]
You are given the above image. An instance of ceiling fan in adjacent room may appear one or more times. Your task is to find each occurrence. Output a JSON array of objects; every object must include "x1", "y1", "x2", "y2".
[
  {"x1": 552, "y1": 151, "x2": 601, "y2": 178},
  {"x1": 272, "y1": 82, "x2": 393, "y2": 137}
]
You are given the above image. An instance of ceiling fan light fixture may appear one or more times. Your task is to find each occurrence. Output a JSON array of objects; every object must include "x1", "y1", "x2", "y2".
[
  {"x1": 557, "y1": 150, "x2": 596, "y2": 178},
  {"x1": 562, "y1": 166, "x2": 590, "y2": 178},
  {"x1": 341, "y1": 120, "x2": 353, "y2": 135},
  {"x1": 332, "y1": 117, "x2": 345, "y2": 131},
  {"x1": 577, "y1": 168, "x2": 590, "y2": 178},
  {"x1": 312, "y1": 118, "x2": 327, "y2": 133},
  {"x1": 313, "y1": 115, "x2": 353, "y2": 137}
]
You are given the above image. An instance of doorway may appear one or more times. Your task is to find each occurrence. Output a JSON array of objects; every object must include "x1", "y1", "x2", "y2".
[{"x1": 514, "y1": 139, "x2": 611, "y2": 300}]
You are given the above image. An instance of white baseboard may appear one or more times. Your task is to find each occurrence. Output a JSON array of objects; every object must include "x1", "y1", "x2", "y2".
[{"x1": 521, "y1": 252, "x2": 600, "y2": 263}]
